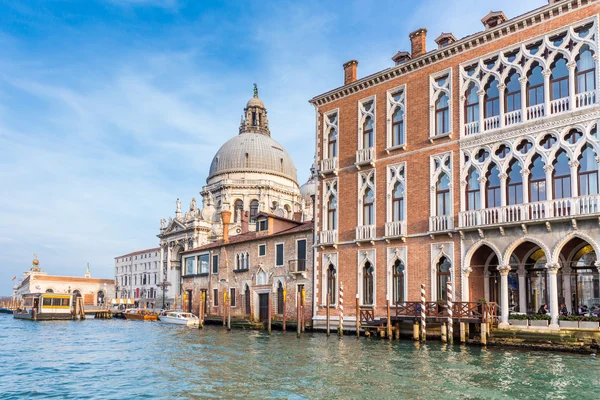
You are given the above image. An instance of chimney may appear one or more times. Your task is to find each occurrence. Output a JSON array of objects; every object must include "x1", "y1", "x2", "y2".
[
  {"x1": 434, "y1": 33, "x2": 457, "y2": 49},
  {"x1": 343, "y1": 60, "x2": 358, "y2": 85},
  {"x1": 391, "y1": 51, "x2": 411, "y2": 66},
  {"x1": 481, "y1": 11, "x2": 507, "y2": 30},
  {"x1": 241, "y1": 210, "x2": 249, "y2": 234},
  {"x1": 409, "y1": 28, "x2": 427, "y2": 58},
  {"x1": 221, "y1": 210, "x2": 232, "y2": 244},
  {"x1": 293, "y1": 212, "x2": 302, "y2": 222}
]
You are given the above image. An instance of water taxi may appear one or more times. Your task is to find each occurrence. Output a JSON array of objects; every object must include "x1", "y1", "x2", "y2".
[
  {"x1": 13, "y1": 293, "x2": 74, "y2": 321},
  {"x1": 158, "y1": 311, "x2": 200, "y2": 326},
  {"x1": 124, "y1": 309, "x2": 158, "y2": 321}
]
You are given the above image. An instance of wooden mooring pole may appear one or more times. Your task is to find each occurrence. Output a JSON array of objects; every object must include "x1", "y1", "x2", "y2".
[
  {"x1": 222, "y1": 291, "x2": 227, "y2": 327},
  {"x1": 199, "y1": 293, "x2": 204, "y2": 329},
  {"x1": 301, "y1": 287, "x2": 306, "y2": 333},
  {"x1": 355, "y1": 294, "x2": 360, "y2": 338},
  {"x1": 296, "y1": 292, "x2": 301, "y2": 338},
  {"x1": 460, "y1": 322, "x2": 466, "y2": 343},
  {"x1": 282, "y1": 286, "x2": 287, "y2": 332},
  {"x1": 420, "y1": 284, "x2": 426, "y2": 342},
  {"x1": 267, "y1": 293, "x2": 272, "y2": 335},
  {"x1": 386, "y1": 298, "x2": 392, "y2": 339},
  {"x1": 227, "y1": 295, "x2": 231, "y2": 331},
  {"x1": 326, "y1": 293, "x2": 331, "y2": 337},
  {"x1": 338, "y1": 283, "x2": 344, "y2": 337},
  {"x1": 447, "y1": 281, "x2": 453, "y2": 344}
]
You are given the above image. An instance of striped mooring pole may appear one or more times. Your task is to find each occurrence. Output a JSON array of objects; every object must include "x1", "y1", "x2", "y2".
[
  {"x1": 338, "y1": 283, "x2": 344, "y2": 336},
  {"x1": 447, "y1": 281, "x2": 453, "y2": 344},
  {"x1": 420, "y1": 283, "x2": 426, "y2": 342}
]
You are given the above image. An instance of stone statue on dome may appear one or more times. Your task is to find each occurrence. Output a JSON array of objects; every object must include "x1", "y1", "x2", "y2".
[
  {"x1": 176, "y1": 198, "x2": 181, "y2": 213},
  {"x1": 190, "y1": 197, "x2": 197, "y2": 211},
  {"x1": 160, "y1": 218, "x2": 166, "y2": 230}
]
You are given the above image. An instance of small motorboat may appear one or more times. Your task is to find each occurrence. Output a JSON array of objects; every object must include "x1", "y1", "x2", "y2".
[
  {"x1": 124, "y1": 309, "x2": 158, "y2": 321},
  {"x1": 158, "y1": 310, "x2": 200, "y2": 326}
]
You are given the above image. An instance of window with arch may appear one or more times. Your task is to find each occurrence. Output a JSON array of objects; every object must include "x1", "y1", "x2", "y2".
[
  {"x1": 249, "y1": 200, "x2": 259, "y2": 223},
  {"x1": 436, "y1": 173, "x2": 451, "y2": 216},
  {"x1": 466, "y1": 167, "x2": 480, "y2": 211},
  {"x1": 45, "y1": 288, "x2": 54, "y2": 293},
  {"x1": 245, "y1": 284, "x2": 251, "y2": 315},
  {"x1": 436, "y1": 257, "x2": 451, "y2": 301},
  {"x1": 579, "y1": 145, "x2": 599, "y2": 196},
  {"x1": 392, "y1": 181, "x2": 405, "y2": 221},
  {"x1": 391, "y1": 107, "x2": 405, "y2": 147},
  {"x1": 486, "y1": 164, "x2": 501, "y2": 208},
  {"x1": 435, "y1": 93, "x2": 450, "y2": 135},
  {"x1": 484, "y1": 79, "x2": 500, "y2": 118},
  {"x1": 576, "y1": 45, "x2": 595, "y2": 94},
  {"x1": 505, "y1": 72, "x2": 521, "y2": 113},
  {"x1": 234, "y1": 200, "x2": 243, "y2": 222},
  {"x1": 277, "y1": 281, "x2": 284, "y2": 314},
  {"x1": 363, "y1": 261, "x2": 374, "y2": 305},
  {"x1": 363, "y1": 116, "x2": 374, "y2": 149},
  {"x1": 327, "y1": 195, "x2": 337, "y2": 230},
  {"x1": 464, "y1": 82, "x2": 479, "y2": 124},
  {"x1": 507, "y1": 160, "x2": 523, "y2": 205},
  {"x1": 328, "y1": 127, "x2": 337, "y2": 158},
  {"x1": 527, "y1": 64, "x2": 544, "y2": 107},
  {"x1": 530, "y1": 155, "x2": 547, "y2": 203},
  {"x1": 392, "y1": 260, "x2": 405, "y2": 305},
  {"x1": 553, "y1": 150, "x2": 572, "y2": 199},
  {"x1": 327, "y1": 263, "x2": 336, "y2": 305},
  {"x1": 256, "y1": 269, "x2": 267, "y2": 285},
  {"x1": 550, "y1": 56, "x2": 569, "y2": 100},
  {"x1": 363, "y1": 187, "x2": 375, "y2": 225}
]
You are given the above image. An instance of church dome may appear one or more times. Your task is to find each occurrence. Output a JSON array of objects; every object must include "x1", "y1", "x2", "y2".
[{"x1": 208, "y1": 133, "x2": 298, "y2": 183}]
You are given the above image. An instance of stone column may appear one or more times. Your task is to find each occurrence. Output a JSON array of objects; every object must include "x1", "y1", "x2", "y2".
[
  {"x1": 477, "y1": 89, "x2": 485, "y2": 131},
  {"x1": 547, "y1": 262, "x2": 560, "y2": 330},
  {"x1": 542, "y1": 69, "x2": 551, "y2": 116},
  {"x1": 498, "y1": 265, "x2": 511, "y2": 328},
  {"x1": 498, "y1": 83, "x2": 506, "y2": 128},
  {"x1": 567, "y1": 61, "x2": 576, "y2": 111},
  {"x1": 478, "y1": 176, "x2": 487, "y2": 219},
  {"x1": 562, "y1": 266, "x2": 572, "y2": 313},
  {"x1": 484, "y1": 270, "x2": 490, "y2": 301},
  {"x1": 544, "y1": 164, "x2": 554, "y2": 202},
  {"x1": 499, "y1": 173, "x2": 508, "y2": 208},
  {"x1": 519, "y1": 76, "x2": 528, "y2": 122},
  {"x1": 569, "y1": 160, "x2": 579, "y2": 201},
  {"x1": 521, "y1": 170, "x2": 530, "y2": 205},
  {"x1": 518, "y1": 269, "x2": 527, "y2": 313}
]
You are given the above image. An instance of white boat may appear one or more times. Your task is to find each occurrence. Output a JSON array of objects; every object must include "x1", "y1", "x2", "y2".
[{"x1": 158, "y1": 310, "x2": 200, "y2": 326}]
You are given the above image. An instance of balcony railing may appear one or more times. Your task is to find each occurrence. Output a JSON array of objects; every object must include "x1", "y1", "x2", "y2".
[
  {"x1": 504, "y1": 109, "x2": 522, "y2": 126},
  {"x1": 355, "y1": 147, "x2": 375, "y2": 166},
  {"x1": 288, "y1": 259, "x2": 307, "y2": 273},
  {"x1": 320, "y1": 157, "x2": 338, "y2": 175},
  {"x1": 483, "y1": 115, "x2": 500, "y2": 131},
  {"x1": 458, "y1": 194, "x2": 600, "y2": 228},
  {"x1": 526, "y1": 103, "x2": 545, "y2": 120},
  {"x1": 429, "y1": 215, "x2": 454, "y2": 232},
  {"x1": 465, "y1": 121, "x2": 479, "y2": 136},
  {"x1": 550, "y1": 97, "x2": 569, "y2": 114},
  {"x1": 355, "y1": 225, "x2": 376, "y2": 241},
  {"x1": 319, "y1": 230, "x2": 338, "y2": 245},
  {"x1": 576, "y1": 90, "x2": 596, "y2": 108},
  {"x1": 384, "y1": 220, "x2": 406, "y2": 238}
]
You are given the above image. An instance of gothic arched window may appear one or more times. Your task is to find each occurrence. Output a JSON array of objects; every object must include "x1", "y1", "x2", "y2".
[
  {"x1": 327, "y1": 263, "x2": 336, "y2": 305},
  {"x1": 505, "y1": 71, "x2": 521, "y2": 113},
  {"x1": 435, "y1": 93, "x2": 450, "y2": 135},
  {"x1": 464, "y1": 82, "x2": 479, "y2": 124},
  {"x1": 327, "y1": 195, "x2": 337, "y2": 230},
  {"x1": 507, "y1": 160, "x2": 523, "y2": 205},
  {"x1": 436, "y1": 173, "x2": 450, "y2": 216},
  {"x1": 249, "y1": 200, "x2": 259, "y2": 223},
  {"x1": 277, "y1": 281, "x2": 284, "y2": 315},
  {"x1": 576, "y1": 45, "x2": 595, "y2": 94},
  {"x1": 392, "y1": 260, "x2": 405, "y2": 305},
  {"x1": 328, "y1": 128, "x2": 337, "y2": 158},
  {"x1": 550, "y1": 56, "x2": 569, "y2": 100},
  {"x1": 363, "y1": 188, "x2": 375, "y2": 225},
  {"x1": 466, "y1": 167, "x2": 480, "y2": 211},
  {"x1": 392, "y1": 107, "x2": 405, "y2": 147},
  {"x1": 363, "y1": 261, "x2": 374, "y2": 305},
  {"x1": 486, "y1": 164, "x2": 501, "y2": 208},
  {"x1": 529, "y1": 155, "x2": 547, "y2": 203},
  {"x1": 553, "y1": 150, "x2": 571, "y2": 199},
  {"x1": 578, "y1": 145, "x2": 599, "y2": 196},
  {"x1": 392, "y1": 181, "x2": 404, "y2": 221},
  {"x1": 363, "y1": 116, "x2": 374, "y2": 149},
  {"x1": 484, "y1": 79, "x2": 500, "y2": 118},
  {"x1": 234, "y1": 200, "x2": 243, "y2": 222},
  {"x1": 437, "y1": 257, "x2": 451, "y2": 301},
  {"x1": 527, "y1": 64, "x2": 544, "y2": 107}
]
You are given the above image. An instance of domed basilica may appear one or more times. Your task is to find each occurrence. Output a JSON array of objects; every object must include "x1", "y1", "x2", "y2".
[{"x1": 157, "y1": 86, "x2": 316, "y2": 296}]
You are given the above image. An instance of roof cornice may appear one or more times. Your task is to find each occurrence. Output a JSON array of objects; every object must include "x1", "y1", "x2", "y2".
[{"x1": 309, "y1": 0, "x2": 597, "y2": 108}]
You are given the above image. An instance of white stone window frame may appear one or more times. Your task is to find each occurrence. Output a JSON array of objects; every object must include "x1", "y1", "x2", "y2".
[
  {"x1": 386, "y1": 162, "x2": 407, "y2": 224},
  {"x1": 322, "y1": 178, "x2": 338, "y2": 231},
  {"x1": 229, "y1": 287, "x2": 237, "y2": 308},
  {"x1": 430, "y1": 242, "x2": 454, "y2": 302},
  {"x1": 321, "y1": 252, "x2": 338, "y2": 307},
  {"x1": 430, "y1": 151, "x2": 453, "y2": 218},
  {"x1": 357, "y1": 95, "x2": 376, "y2": 150},
  {"x1": 429, "y1": 68, "x2": 453, "y2": 141},
  {"x1": 357, "y1": 249, "x2": 376, "y2": 307},
  {"x1": 386, "y1": 84, "x2": 407, "y2": 152},
  {"x1": 323, "y1": 108, "x2": 339, "y2": 159},
  {"x1": 274, "y1": 242, "x2": 285, "y2": 267},
  {"x1": 357, "y1": 170, "x2": 376, "y2": 227},
  {"x1": 257, "y1": 243, "x2": 267, "y2": 257},
  {"x1": 386, "y1": 246, "x2": 407, "y2": 304},
  {"x1": 458, "y1": 16, "x2": 599, "y2": 139},
  {"x1": 459, "y1": 118, "x2": 600, "y2": 212}
]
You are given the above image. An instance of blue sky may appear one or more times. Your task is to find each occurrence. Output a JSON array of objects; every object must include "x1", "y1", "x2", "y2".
[{"x1": 0, "y1": 0, "x2": 544, "y2": 294}]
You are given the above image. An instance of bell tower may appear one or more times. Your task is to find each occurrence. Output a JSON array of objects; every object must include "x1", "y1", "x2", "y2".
[{"x1": 239, "y1": 84, "x2": 270, "y2": 136}]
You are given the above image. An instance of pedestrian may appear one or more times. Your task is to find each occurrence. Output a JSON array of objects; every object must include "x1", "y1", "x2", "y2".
[
  {"x1": 559, "y1": 303, "x2": 568, "y2": 316},
  {"x1": 537, "y1": 304, "x2": 548, "y2": 314}
]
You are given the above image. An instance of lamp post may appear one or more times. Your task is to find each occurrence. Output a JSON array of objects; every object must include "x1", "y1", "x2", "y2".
[{"x1": 157, "y1": 280, "x2": 171, "y2": 310}]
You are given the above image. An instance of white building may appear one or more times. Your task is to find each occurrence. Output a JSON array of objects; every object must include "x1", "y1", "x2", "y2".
[{"x1": 114, "y1": 247, "x2": 161, "y2": 307}]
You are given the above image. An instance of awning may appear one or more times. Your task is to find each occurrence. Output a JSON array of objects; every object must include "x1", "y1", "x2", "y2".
[
  {"x1": 127, "y1": 298, "x2": 134, "y2": 305},
  {"x1": 111, "y1": 299, "x2": 117, "y2": 304}
]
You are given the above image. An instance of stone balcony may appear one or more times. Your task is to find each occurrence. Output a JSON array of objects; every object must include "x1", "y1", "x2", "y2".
[
  {"x1": 355, "y1": 147, "x2": 375, "y2": 169},
  {"x1": 429, "y1": 215, "x2": 454, "y2": 233},
  {"x1": 320, "y1": 157, "x2": 338, "y2": 176},
  {"x1": 355, "y1": 225, "x2": 376, "y2": 244},
  {"x1": 319, "y1": 230, "x2": 338, "y2": 247},
  {"x1": 384, "y1": 220, "x2": 407, "y2": 241},
  {"x1": 458, "y1": 194, "x2": 600, "y2": 229}
]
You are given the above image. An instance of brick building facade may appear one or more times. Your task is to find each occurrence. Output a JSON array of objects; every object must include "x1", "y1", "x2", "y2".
[
  {"x1": 310, "y1": 0, "x2": 600, "y2": 329},
  {"x1": 180, "y1": 212, "x2": 313, "y2": 323}
]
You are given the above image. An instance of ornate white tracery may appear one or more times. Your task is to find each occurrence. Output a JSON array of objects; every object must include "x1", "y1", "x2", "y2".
[
  {"x1": 429, "y1": 68, "x2": 453, "y2": 139},
  {"x1": 386, "y1": 246, "x2": 407, "y2": 303},
  {"x1": 430, "y1": 152, "x2": 454, "y2": 231},
  {"x1": 386, "y1": 84, "x2": 407, "y2": 151},
  {"x1": 459, "y1": 119, "x2": 600, "y2": 222},
  {"x1": 386, "y1": 163, "x2": 407, "y2": 238},
  {"x1": 430, "y1": 242, "x2": 454, "y2": 302},
  {"x1": 321, "y1": 252, "x2": 338, "y2": 306},
  {"x1": 357, "y1": 96, "x2": 376, "y2": 149},
  {"x1": 357, "y1": 170, "x2": 376, "y2": 231},
  {"x1": 459, "y1": 16, "x2": 599, "y2": 137},
  {"x1": 322, "y1": 179, "x2": 338, "y2": 231},
  {"x1": 357, "y1": 249, "x2": 376, "y2": 306}
]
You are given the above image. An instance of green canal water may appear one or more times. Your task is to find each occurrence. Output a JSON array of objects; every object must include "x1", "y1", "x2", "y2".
[{"x1": 1, "y1": 315, "x2": 599, "y2": 399}]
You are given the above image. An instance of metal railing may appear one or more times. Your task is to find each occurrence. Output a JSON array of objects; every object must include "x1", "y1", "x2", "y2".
[{"x1": 288, "y1": 259, "x2": 307, "y2": 273}]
